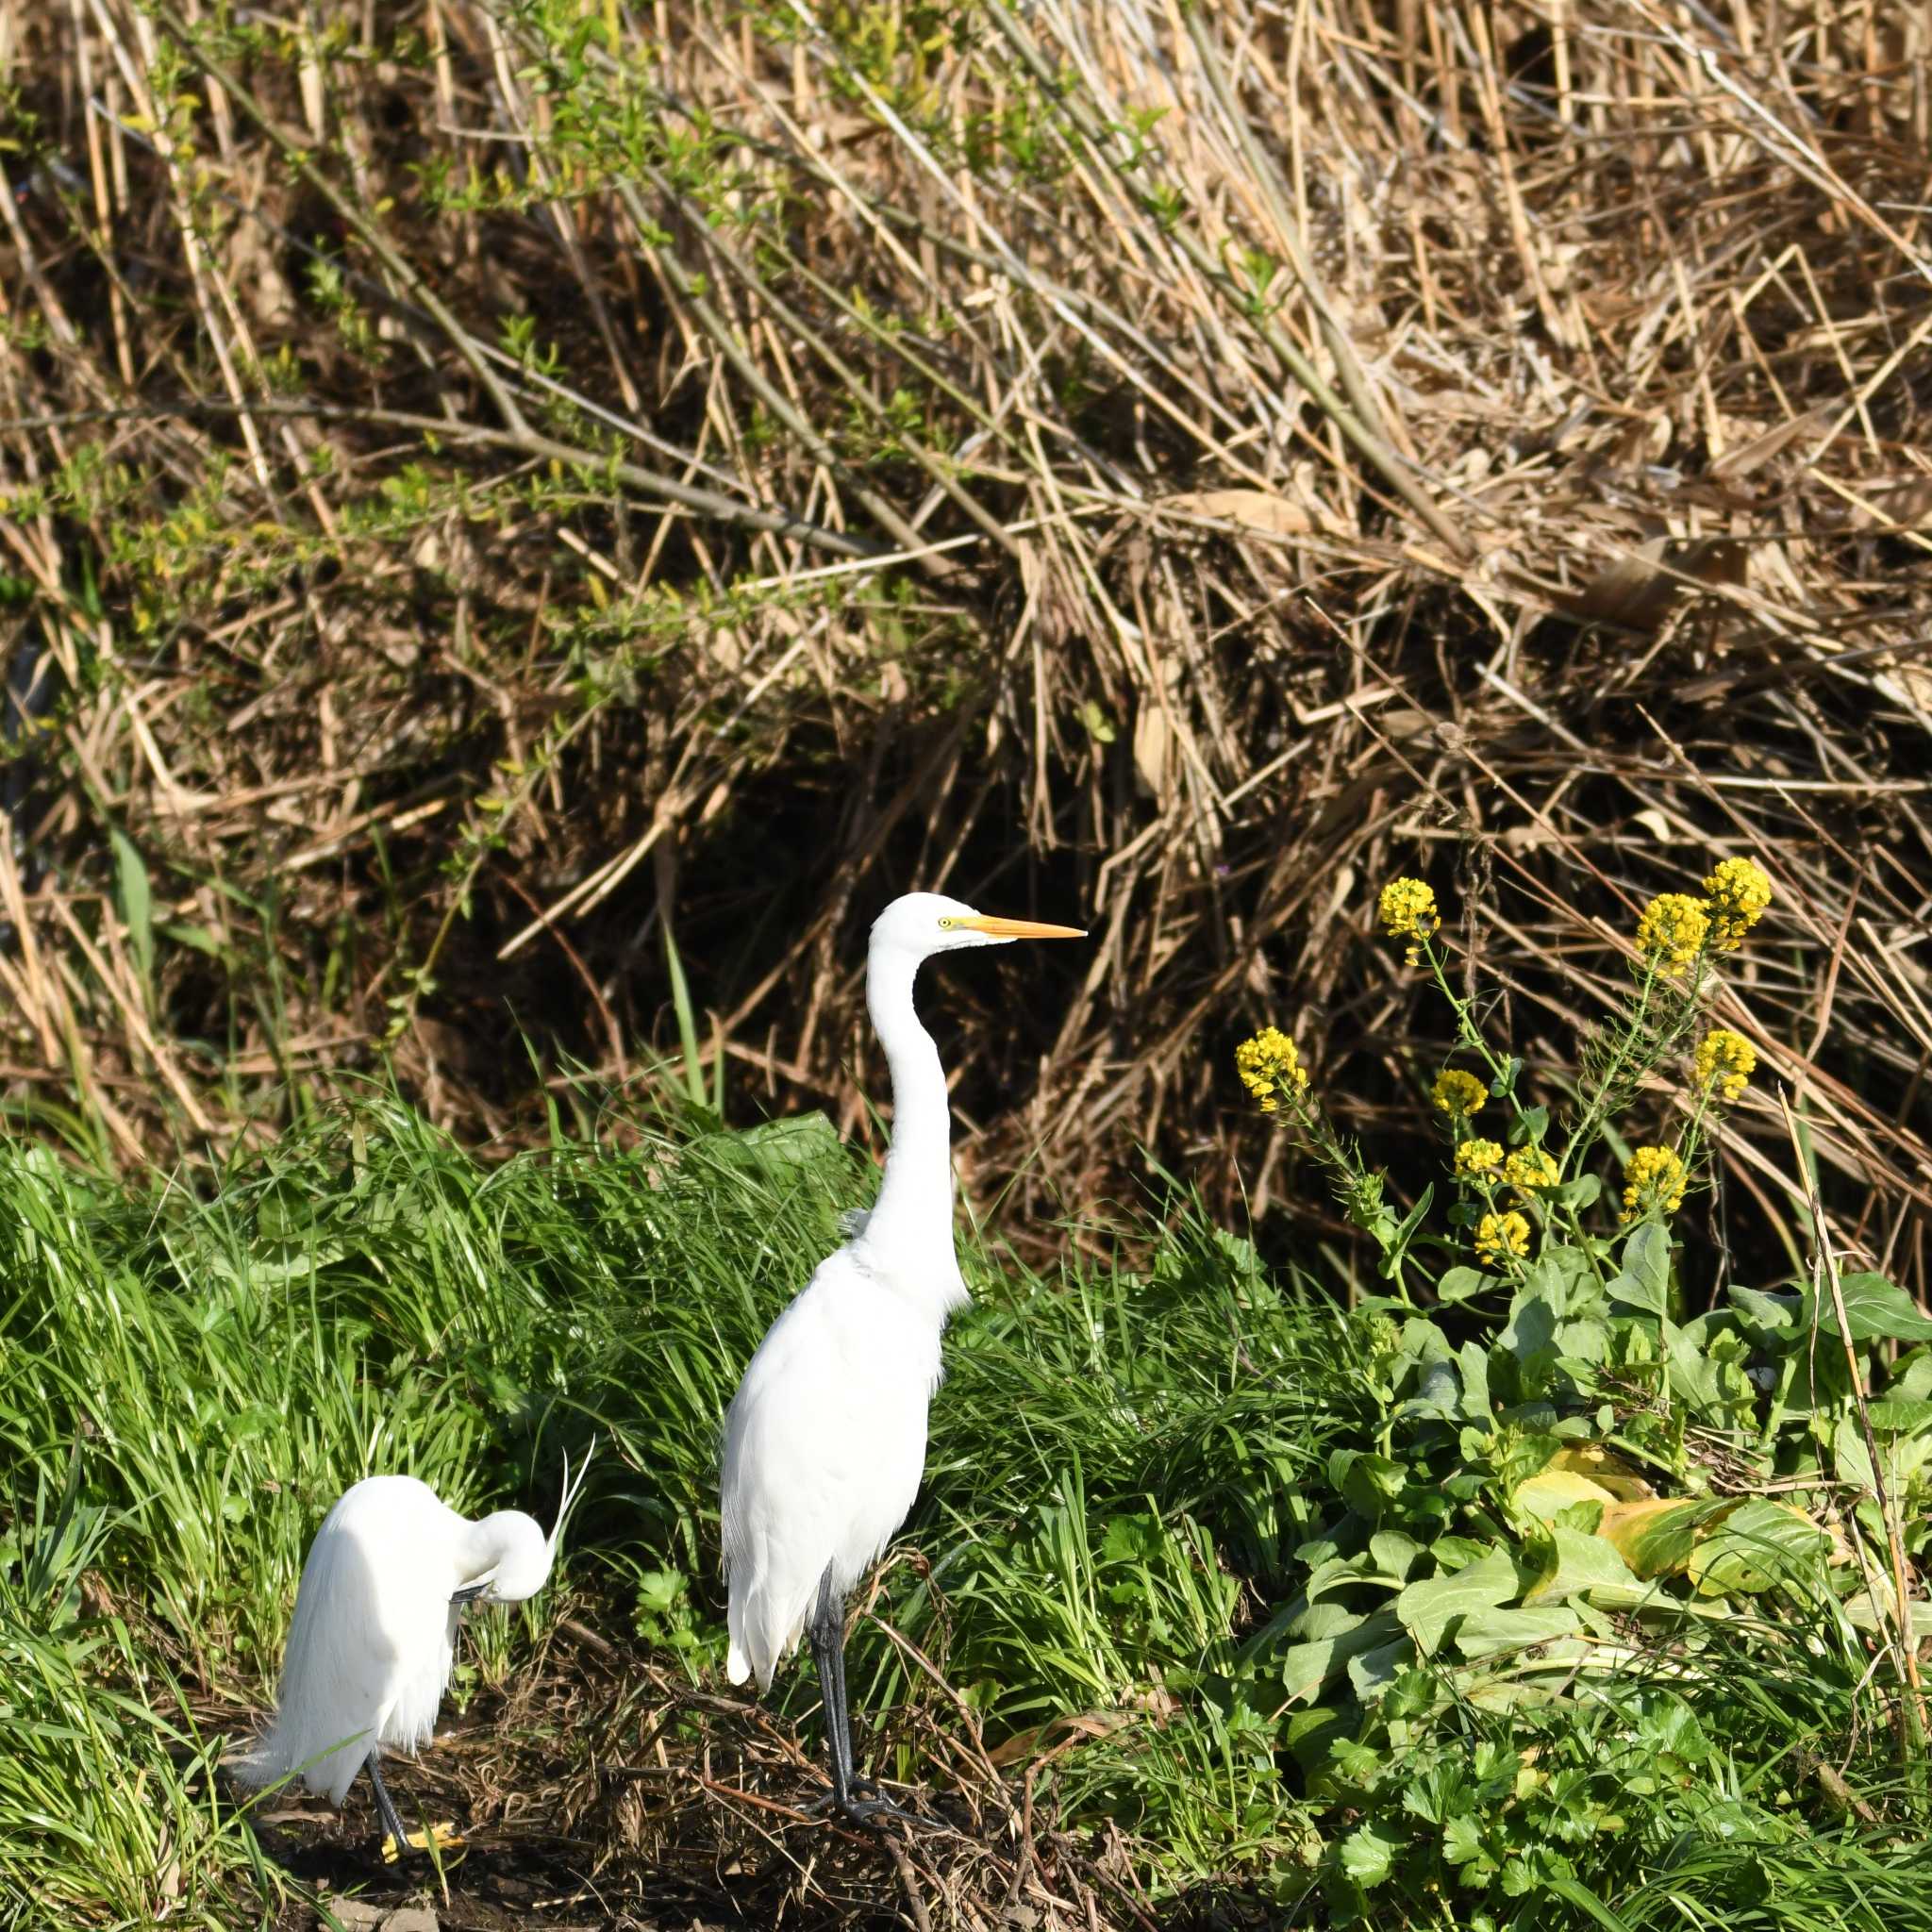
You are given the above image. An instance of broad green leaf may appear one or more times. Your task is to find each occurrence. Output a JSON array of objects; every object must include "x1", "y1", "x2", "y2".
[
  {"x1": 1688, "y1": 1498, "x2": 1836, "y2": 1595},
  {"x1": 1524, "y1": 1524, "x2": 1639, "y2": 1605},
  {"x1": 1347, "y1": 1636, "x2": 1413, "y2": 1701},
  {"x1": 1833, "y1": 1414, "x2": 1876, "y2": 1494},
  {"x1": 1293, "y1": 1600, "x2": 1373, "y2": 1642},
  {"x1": 1280, "y1": 1608, "x2": 1403, "y2": 1702},
  {"x1": 1866, "y1": 1398, "x2": 1932, "y2": 1432},
  {"x1": 1338, "y1": 1451, "x2": 1408, "y2": 1520},
  {"x1": 1804, "y1": 1272, "x2": 1932, "y2": 1344},
  {"x1": 1458, "y1": 1341, "x2": 1492, "y2": 1421},
  {"x1": 1841, "y1": 1590, "x2": 1932, "y2": 1640},
  {"x1": 1607, "y1": 1223, "x2": 1671, "y2": 1317},
  {"x1": 1452, "y1": 1604, "x2": 1583, "y2": 1659},
  {"x1": 1729, "y1": 1284, "x2": 1799, "y2": 1332},
  {"x1": 1436, "y1": 1266, "x2": 1490, "y2": 1306},
  {"x1": 737, "y1": 1111, "x2": 843, "y2": 1169},
  {"x1": 1370, "y1": 1530, "x2": 1425, "y2": 1583},
  {"x1": 1396, "y1": 1547, "x2": 1522, "y2": 1656}
]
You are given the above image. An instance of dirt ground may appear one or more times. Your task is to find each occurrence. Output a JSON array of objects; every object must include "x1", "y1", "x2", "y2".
[{"x1": 236, "y1": 1648, "x2": 1251, "y2": 1932}]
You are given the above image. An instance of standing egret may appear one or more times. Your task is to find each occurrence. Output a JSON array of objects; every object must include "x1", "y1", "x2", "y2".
[
  {"x1": 235, "y1": 1454, "x2": 590, "y2": 1858},
  {"x1": 721, "y1": 892, "x2": 1085, "y2": 1823}
]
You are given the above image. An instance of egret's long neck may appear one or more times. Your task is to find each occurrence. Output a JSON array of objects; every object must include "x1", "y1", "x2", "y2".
[{"x1": 862, "y1": 943, "x2": 957, "y2": 1259}]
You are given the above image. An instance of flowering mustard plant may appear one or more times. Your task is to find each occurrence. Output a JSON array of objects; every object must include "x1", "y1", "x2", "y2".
[
  {"x1": 1692, "y1": 1028, "x2": 1756, "y2": 1104},
  {"x1": 1432, "y1": 1070, "x2": 1488, "y2": 1121}
]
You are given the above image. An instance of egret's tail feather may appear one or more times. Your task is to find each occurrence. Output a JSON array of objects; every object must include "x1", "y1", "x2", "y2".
[{"x1": 725, "y1": 1642, "x2": 752, "y2": 1687}]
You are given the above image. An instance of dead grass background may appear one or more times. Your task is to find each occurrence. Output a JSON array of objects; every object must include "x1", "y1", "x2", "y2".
[{"x1": 1, "y1": 0, "x2": 1928, "y2": 1292}]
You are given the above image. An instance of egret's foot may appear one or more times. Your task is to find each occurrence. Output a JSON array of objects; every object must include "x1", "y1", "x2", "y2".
[
  {"x1": 806, "y1": 1788, "x2": 939, "y2": 1833},
  {"x1": 381, "y1": 1820, "x2": 464, "y2": 1864}
]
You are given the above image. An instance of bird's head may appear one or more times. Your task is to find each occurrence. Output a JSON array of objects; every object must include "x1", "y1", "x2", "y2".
[
  {"x1": 452, "y1": 1441, "x2": 595, "y2": 1607},
  {"x1": 869, "y1": 891, "x2": 1085, "y2": 961}
]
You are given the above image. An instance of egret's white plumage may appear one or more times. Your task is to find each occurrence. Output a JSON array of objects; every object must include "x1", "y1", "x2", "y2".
[
  {"x1": 237, "y1": 1460, "x2": 586, "y2": 1815},
  {"x1": 719, "y1": 891, "x2": 1083, "y2": 1812}
]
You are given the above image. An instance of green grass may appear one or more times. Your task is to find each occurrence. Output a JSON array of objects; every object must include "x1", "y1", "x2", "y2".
[{"x1": 0, "y1": 1095, "x2": 1925, "y2": 1928}]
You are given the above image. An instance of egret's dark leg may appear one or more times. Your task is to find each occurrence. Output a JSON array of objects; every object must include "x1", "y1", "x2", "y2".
[
  {"x1": 807, "y1": 1569, "x2": 858, "y2": 1803},
  {"x1": 364, "y1": 1753, "x2": 409, "y2": 1855},
  {"x1": 804, "y1": 1569, "x2": 925, "y2": 1830}
]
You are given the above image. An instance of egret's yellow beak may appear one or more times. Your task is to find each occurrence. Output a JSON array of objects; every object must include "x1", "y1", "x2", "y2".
[{"x1": 958, "y1": 915, "x2": 1087, "y2": 939}]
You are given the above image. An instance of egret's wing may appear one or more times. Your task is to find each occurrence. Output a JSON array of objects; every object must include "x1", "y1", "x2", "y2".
[
  {"x1": 236, "y1": 1477, "x2": 460, "y2": 1805},
  {"x1": 720, "y1": 1253, "x2": 930, "y2": 1690},
  {"x1": 236, "y1": 1507, "x2": 399, "y2": 1805}
]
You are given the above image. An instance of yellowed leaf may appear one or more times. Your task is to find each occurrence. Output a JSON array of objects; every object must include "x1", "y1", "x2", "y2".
[{"x1": 1513, "y1": 1469, "x2": 1617, "y2": 1523}]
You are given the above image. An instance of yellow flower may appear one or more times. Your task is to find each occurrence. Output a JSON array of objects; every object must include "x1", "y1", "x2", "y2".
[
  {"x1": 1622, "y1": 1144, "x2": 1687, "y2": 1221},
  {"x1": 1432, "y1": 1070, "x2": 1488, "y2": 1120},
  {"x1": 1474, "y1": 1210, "x2": 1531, "y2": 1268},
  {"x1": 1236, "y1": 1026, "x2": 1309, "y2": 1114},
  {"x1": 1692, "y1": 1028, "x2": 1757, "y2": 1104},
  {"x1": 1503, "y1": 1146, "x2": 1560, "y2": 1195},
  {"x1": 1379, "y1": 877, "x2": 1441, "y2": 942},
  {"x1": 1703, "y1": 857, "x2": 1772, "y2": 952},
  {"x1": 1455, "y1": 1138, "x2": 1504, "y2": 1178},
  {"x1": 1635, "y1": 892, "x2": 1709, "y2": 976}
]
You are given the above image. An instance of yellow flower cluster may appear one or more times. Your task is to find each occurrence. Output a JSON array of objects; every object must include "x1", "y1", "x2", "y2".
[
  {"x1": 1632, "y1": 858, "x2": 1772, "y2": 975},
  {"x1": 1703, "y1": 858, "x2": 1773, "y2": 953},
  {"x1": 1503, "y1": 1146, "x2": 1560, "y2": 1195},
  {"x1": 1379, "y1": 877, "x2": 1441, "y2": 948},
  {"x1": 1692, "y1": 1027, "x2": 1757, "y2": 1104},
  {"x1": 1432, "y1": 1069, "x2": 1488, "y2": 1119},
  {"x1": 1455, "y1": 1138, "x2": 1504, "y2": 1178},
  {"x1": 1475, "y1": 1210, "x2": 1531, "y2": 1268},
  {"x1": 1635, "y1": 892, "x2": 1710, "y2": 976},
  {"x1": 1622, "y1": 1144, "x2": 1687, "y2": 1221},
  {"x1": 1235, "y1": 1027, "x2": 1309, "y2": 1114}
]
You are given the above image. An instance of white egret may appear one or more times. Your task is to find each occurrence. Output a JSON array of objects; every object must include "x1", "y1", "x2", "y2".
[
  {"x1": 721, "y1": 891, "x2": 1085, "y2": 1823},
  {"x1": 235, "y1": 1454, "x2": 590, "y2": 1857}
]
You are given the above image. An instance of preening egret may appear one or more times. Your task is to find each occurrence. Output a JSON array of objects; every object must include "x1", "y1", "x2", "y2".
[
  {"x1": 235, "y1": 1455, "x2": 590, "y2": 1857},
  {"x1": 721, "y1": 892, "x2": 1085, "y2": 1823}
]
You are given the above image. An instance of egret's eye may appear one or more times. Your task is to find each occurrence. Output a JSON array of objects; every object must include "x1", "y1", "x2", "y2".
[{"x1": 937, "y1": 917, "x2": 956, "y2": 929}]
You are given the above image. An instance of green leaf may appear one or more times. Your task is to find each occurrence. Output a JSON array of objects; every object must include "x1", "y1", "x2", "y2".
[
  {"x1": 1377, "y1": 1184, "x2": 1436, "y2": 1279},
  {"x1": 1509, "y1": 1104, "x2": 1549, "y2": 1145},
  {"x1": 1442, "y1": 1811, "x2": 1491, "y2": 1871},
  {"x1": 1606, "y1": 1223, "x2": 1671, "y2": 1317},
  {"x1": 1347, "y1": 1636, "x2": 1413, "y2": 1702},
  {"x1": 1280, "y1": 1608, "x2": 1403, "y2": 1703},
  {"x1": 1340, "y1": 1823, "x2": 1401, "y2": 1888},
  {"x1": 1436, "y1": 1266, "x2": 1490, "y2": 1306},
  {"x1": 1729, "y1": 1285, "x2": 1799, "y2": 1332},
  {"x1": 1395, "y1": 1547, "x2": 1521, "y2": 1656},
  {"x1": 111, "y1": 827, "x2": 155, "y2": 994},
  {"x1": 1452, "y1": 1604, "x2": 1583, "y2": 1659},
  {"x1": 1688, "y1": 1497, "x2": 1835, "y2": 1595},
  {"x1": 1552, "y1": 1174, "x2": 1602, "y2": 1210},
  {"x1": 1370, "y1": 1530, "x2": 1425, "y2": 1583},
  {"x1": 1866, "y1": 1398, "x2": 1932, "y2": 1432},
  {"x1": 1804, "y1": 1273, "x2": 1932, "y2": 1344},
  {"x1": 736, "y1": 1112, "x2": 842, "y2": 1172},
  {"x1": 1336, "y1": 1450, "x2": 1408, "y2": 1520},
  {"x1": 1523, "y1": 1524, "x2": 1638, "y2": 1605},
  {"x1": 1458, "y1": 1341, "x2": 1492, "y2": 1421}
]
